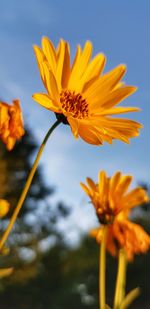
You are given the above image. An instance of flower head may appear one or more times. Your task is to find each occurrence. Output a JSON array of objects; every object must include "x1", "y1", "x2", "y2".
[
  {"x1": 0, "y1": 99, "x2": 25, "y2": 150},
  {"x1": 33, "y1": 37, "x2": 142, "y2": 145},
  {"x1": 0, "y1": 199, "x2": 10, "y2": 218},
  {"x1": 81, "y1": 171, "x2": 150, "y2": 260},
  {"x1": 81, "y1": 171, "x2": 148, "y2": 224},
  {"x1": 0, "y1": 268, "x2": 13, "y2": 278},
  {"x1": 91, "y1": 219, "x2": 150, "y2": 261}
]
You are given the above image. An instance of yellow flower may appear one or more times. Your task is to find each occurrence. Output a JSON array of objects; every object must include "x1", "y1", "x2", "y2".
[
  {"x1": 0, "y1": 199, "x2": 10, "y2": 218},
  {"x1": 81, "y1": 171, "x2": 148, "y2": 224},
  {"x1": 33, "y1": 37, "x2": 142, "y2": 145},
  {"x1": 81, "y1": 171, "x2": 150, "y2": 260},
  {"x1": 0, "y1": 99, "x2": 25, "y2": 150},
  {"x1": 0, "y1": 268, "x2": 13, "y2": 278},
  {"x1": 91, "y1": 219, "x2": 150, "y2": 261}
]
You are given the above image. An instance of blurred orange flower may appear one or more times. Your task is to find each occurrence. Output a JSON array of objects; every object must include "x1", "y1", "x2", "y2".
[
  {"x1": 91, "y1": 219, "x2": 150, "y2": 261},
  {"x1": 0, "y1": 200, "x2": 12, "y2": 274},
  {"x1": 81, "y1": 171, "x2": 150, "y2": 260},
  {"x1": 0, "y1": 268, "x2": 13, "y2": 278},
  {"x1": 0, "y1": 99, "x2": 25, "y2": 150},
  {"x1": 33, "y1": 37, "x2": 141, "y2": 145},
  {"x1": 0, "y1": 199, "x2": 10, "y2": 218}
]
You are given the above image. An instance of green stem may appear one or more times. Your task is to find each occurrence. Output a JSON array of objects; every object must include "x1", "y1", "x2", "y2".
[
  {"x1": 99, "y1": 225, "x2": 108, "y2": 309},
  {"x1": 0, "y1": 119, "x2": 61, "y2": 251},
  {"x1": 113, "y1": 249, "x2": 127, "y2": 309}
]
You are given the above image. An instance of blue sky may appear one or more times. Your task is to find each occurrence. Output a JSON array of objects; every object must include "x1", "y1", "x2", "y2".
[{"x1": 1, "y1": 0, "x2": 150, "y2": 242}]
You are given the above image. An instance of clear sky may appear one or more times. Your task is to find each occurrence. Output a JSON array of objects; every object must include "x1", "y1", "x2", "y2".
[{"x1": 1, "y1": 0, "x2": 150, "y2": 242}]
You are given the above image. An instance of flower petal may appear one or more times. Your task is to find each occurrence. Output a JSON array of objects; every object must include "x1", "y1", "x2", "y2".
[
  {"x1": 94, "y1": 106, "x2": 140, "y2": 116},
  {"x1": 68, "y1": 41, "x2": 92, "y2": 90},
  {"x1": 61, "y1": 42, "x2": 71, "y2": 89},
  {"x1": 78, "y1": 123, "x2": 103, "y2": 145},
  {"x1": 56, "y1": 39, "x2": 66, "y2": 91},
  {"x1": 84, "y1": 64, "x2": 126, "y2": 101},
  {"x1": 110, "y1": 172, "x2": 121, "y2": 195},
  {"x1": 115, "y1": 175, "x2": 133, "y2": 206},
  {"x1": 122, "y1": 188, "x2": 149, "y2": 210},
  {"x1": 98, "y1": 170, "x2": 108, "y2": 200},
  {"x1": 90, "y1": 86, "x2": 137, "y2": 111},
  {"x1": 80, "y1": 182, "x2": 92, "y2": 196},
  {"x1": 33, "y1": 45, "x2": 47, "y2": 86},
  {"x1": 32, "y1": 93, "x2": 61, "y2": 112},
  {"x1": 77, "y1": 53, "x2": 106, "y2": 92},
  {"x1": 42, "y1": 36, "x2": 57, "y2": 73},
  {"x1": 67, "y1": 116, "x2": 79, "y2": 138},
  {"x1": 42, "y1": 62, "x2": 59, "y2": 102},
  {"x1": 101, "y1": 117, "x2": 142, "y2": 129},
  {"x1": 86, "y1": 178, "x2": 97, "y2": 191}
]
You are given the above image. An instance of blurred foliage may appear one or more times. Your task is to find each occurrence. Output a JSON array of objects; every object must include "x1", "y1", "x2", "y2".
[
  {"x1": 0, "y1": 127, "x2": 150, "y2": 308},
  {"x1": 0, "y1": 234, "x2": 150, "y2": 308}
]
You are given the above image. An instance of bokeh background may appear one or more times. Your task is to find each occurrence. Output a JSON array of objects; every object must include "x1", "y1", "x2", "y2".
[{"x1": 0, "y1": 0, "x2": 150, "y2": 308}]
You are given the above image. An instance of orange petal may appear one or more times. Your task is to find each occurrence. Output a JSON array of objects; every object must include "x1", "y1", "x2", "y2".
[
  {"x1": 33, "y1": 45, "x2": 47, "y2": 87},
  {"x1": 56, "y1": 39, "x2": 66, "y2": 91},
  {"x1": 68, "y1": 41, "x2": 92, "y2": 90},
  {"x1": 42, "y1": 36, "x2": 57, "y2": 73},
  {"x1": 61, "y1": 42, "x2": 71, "y2": 89},
  {"x1": 95, "y1": 106, "x2": 140, "y2": 116},
  {"x1": 67, "y1": 116, "x2": 79, "y2": 138},
  {"x1": 81, "y1": 53, "x2": 106, "y2": 91},
  {"x1": 78, "y1": 123, "x2": 103, "y2": 145},
  {"x1": 32, "y1": 93, "x2": 61, "y2": 112},
  {"x1": 86, "y1": 178, "x2": 97, "y2": 191},
  {"x1": 91, "y1": 86, "x2": 137, "y2": 111},
  {"x1": 84, "y1": 64, "x2": 127, "y2": 101}
]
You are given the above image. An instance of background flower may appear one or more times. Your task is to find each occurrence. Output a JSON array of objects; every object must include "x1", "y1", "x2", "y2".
[
  {"x1": 91, "y1": 218, "x2": 150, "y2": 261},
  {"x1": 0, "y1": 100, "x2": 25, "y2": 150},
  {"x1": 0, "y1": 199, "x2": 10, "y2": 218},
  {"x1": 81, "y1": 170, "x2": 148, "y2": 224},
  {"x1": 81, "y1": 171, "x2": 150, "y2": 260}
]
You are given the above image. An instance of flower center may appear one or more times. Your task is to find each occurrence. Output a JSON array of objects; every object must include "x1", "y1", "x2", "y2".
[
  {"x1": 96, "y1": 201, "x2": 114, "y2": 225},
  {"x1": 60, "y1": 90, "x2": 89, "y2": 119}
]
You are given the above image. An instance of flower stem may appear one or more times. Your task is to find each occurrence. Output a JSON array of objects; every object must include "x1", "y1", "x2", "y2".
[
  {"x1": 99, "y1": 225, "x2": 108, "y2": 309},
  {"x1": 120, "y1": 287, "x2": 140, "y2": 309},
  {"x1": 0, "y1": 119, "x2": 61, "y2": 251},
  {"x1": 113, "y1": 249, "x2": 127, "y2": 309}
]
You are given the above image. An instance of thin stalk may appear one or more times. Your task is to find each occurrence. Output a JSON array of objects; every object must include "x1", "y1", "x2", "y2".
[
  {"x1": 113, "y1": 249, "x2": 127, "y2": 309},
  {"x1": 0, "y1": 119, "x2": 61, "y2": 251},
  {"x1": 99, "y1": 225, "x2": 108, "y2": 309},
  {"x1": 120, "y1": 287, "x2": 140, "y2": 309}
]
